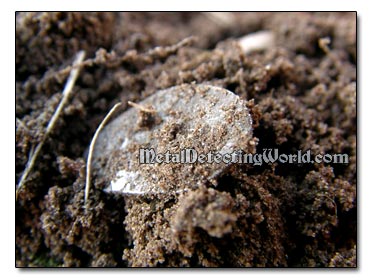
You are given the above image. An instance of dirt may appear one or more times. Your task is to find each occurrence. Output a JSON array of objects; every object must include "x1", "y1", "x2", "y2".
[{"x1": 16, "y1": 12, "x2": 356, "y2": 267}]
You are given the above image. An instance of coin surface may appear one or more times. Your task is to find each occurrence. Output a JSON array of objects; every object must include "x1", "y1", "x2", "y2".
[{"x1": 92, "y1": 84, "x2": 253, "y2": 194}]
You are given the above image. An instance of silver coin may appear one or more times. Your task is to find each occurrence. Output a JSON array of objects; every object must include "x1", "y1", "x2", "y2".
[{"x1": 92, "y1": 84, "x2": 253, "y2": 194}]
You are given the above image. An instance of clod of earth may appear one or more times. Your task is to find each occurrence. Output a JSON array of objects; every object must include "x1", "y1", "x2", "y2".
[{"x1": 91, "y1": 84, "x2": 254, "y2": 195}]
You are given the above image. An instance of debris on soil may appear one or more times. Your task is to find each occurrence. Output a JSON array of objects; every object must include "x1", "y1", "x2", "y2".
[
  {"x1": 238, "y1": 31, "x2": 275, "y2": 54},
  {"x1": 17, "y1": 50, "x2": 85, "y2": 199},
  {"x1": 16, "y1": 12, "x2": 356, "y2": 267},
  {"x1": 85, "y1": 102, "x2": 122, "y2": 205}
]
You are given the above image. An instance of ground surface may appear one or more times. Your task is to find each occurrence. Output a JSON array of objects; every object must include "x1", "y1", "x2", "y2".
[{"x1": 16, "y1": 12, "x2": 356, "y2": 267}]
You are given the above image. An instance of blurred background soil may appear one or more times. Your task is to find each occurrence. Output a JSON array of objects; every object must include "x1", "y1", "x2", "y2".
[{"x1": 16, "y1": 12, "x2": 356, "y2": 267}]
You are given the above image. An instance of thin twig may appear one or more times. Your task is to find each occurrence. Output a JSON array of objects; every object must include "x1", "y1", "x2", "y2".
[
  {"x1": 16, "y1": 50, "x2": 86, "y2": 199},
  {"x1": 85, "y1": 102, "x2": 122, "y2": 207},
  {"x1": 128, "y1": 101, "x2": 156, "y2": 113}
]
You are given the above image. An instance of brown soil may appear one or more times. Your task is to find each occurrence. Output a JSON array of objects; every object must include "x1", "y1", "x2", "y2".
[{"x1": 16, "y1": 12, "x2": 356, "y2": 267}]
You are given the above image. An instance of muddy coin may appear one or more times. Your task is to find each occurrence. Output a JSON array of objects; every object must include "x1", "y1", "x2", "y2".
[{"x1": 91, "y1": 84, "x2": 253, "y2": 194}]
